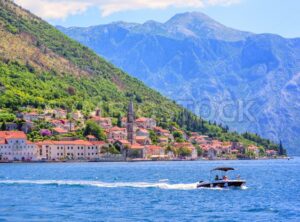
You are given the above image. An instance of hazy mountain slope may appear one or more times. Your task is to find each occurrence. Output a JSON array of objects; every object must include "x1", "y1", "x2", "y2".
[{"x1": 59, "y1": 12, "x2": 300, "y2": 154}]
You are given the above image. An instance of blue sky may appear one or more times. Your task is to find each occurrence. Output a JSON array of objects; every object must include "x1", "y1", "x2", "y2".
[{"x1": 15, "y1": 0, "x2": 300, "y2": 38}]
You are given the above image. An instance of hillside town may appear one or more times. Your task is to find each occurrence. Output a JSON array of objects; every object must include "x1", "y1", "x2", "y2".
[{"x1": 0, "y1": 101, "x2": 280, "y2": 162}]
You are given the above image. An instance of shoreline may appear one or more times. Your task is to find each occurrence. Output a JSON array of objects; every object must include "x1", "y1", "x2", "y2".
[{"x1": 0, "y1": 156, "x2": 291, "y2": 164}]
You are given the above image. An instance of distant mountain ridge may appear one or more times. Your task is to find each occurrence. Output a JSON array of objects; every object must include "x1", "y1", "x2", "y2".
[{"x1": 59, "y1": 12, "x2": 300, "y2": 154}]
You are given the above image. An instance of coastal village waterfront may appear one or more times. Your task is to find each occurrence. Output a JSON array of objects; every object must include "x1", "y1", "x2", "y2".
[{"x1": 0, "y1": 102, "x2": 282, "y2": 163}]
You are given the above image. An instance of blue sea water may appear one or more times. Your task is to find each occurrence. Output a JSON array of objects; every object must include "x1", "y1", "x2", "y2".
[{"x1": 0, "y1": 158, "x2": 300, "y2": 222}]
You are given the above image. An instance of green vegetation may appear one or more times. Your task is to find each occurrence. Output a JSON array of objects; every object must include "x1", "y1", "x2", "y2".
[
  {"x1": 101, "y1": 144, "x2": 121, "y2": 155},
  {"x1": 83, "y1": 120, "x2": 106, "y2": 141},
  {"x1": 172, "y1": 131, "x2": 185, "y2": 142},
  {"x1": 177, "y1": 147, "x2": 192, "y2": 157},
  {"x1": 149, "y1": 130, "x2": 158, "y2": 144},
  {"x1": 0, "y1": 112, "x2": 16, "y2": 122},
  {"x1": 0, "y1": 0, "x2": 283, "y2": 151}
]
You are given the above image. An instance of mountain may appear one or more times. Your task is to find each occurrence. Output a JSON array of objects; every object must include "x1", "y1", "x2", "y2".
[
  {"x1": 0, "y1": 0, "x2": 281, "y2": 150},
  {"x1": 58, "y1": 12, "x2": 300, "y2": 154}
]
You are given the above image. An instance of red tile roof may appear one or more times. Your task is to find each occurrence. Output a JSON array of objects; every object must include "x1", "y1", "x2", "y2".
[
  {"x1": 91, "y1": 141, "x2": 106, "y2": 146},
  {"x1": 115, "y1": 140, "x2": 130, "y2": 145},
  {"x1": 37, "y1": 140, "x2": 98, "y2": 146},
  {"x1": 136, "y1": 136, "x2": 148, "y2": 140},
  {"x1": 110, "y1": 127, "x2": 126, "y2": 132},
  {"x1": 154, "y1": 127, "x2": 169, "y2": 133},
  {"x1": 136, "y1": 117, "x2": 148, "y2": 122},
  {"x1": 86, "y1": 135, "x2": 96, "y2": 139},
  {"x1": 137, "y1": 128, "x2": 149, "y2": 133},
  {"x1": 91, "y1": 117, "x2": 111, "y2": 122},
  {"x1": 53, "y1": 127, "x2": 68, "y2": 134},
  {"x1": 130, "y1": 144, "x2": 144, "y2": 149},
  {"x1": 0, "y1": 131, "x2": 27, "y2": 139},
  {"x1": 147, "y1": 145, "x2": 163, "y2": 150}
]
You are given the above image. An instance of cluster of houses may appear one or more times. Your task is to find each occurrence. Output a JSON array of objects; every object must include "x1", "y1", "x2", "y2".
[{"x1": 0, "y1": 102, "x2": 278, "y2": 162}]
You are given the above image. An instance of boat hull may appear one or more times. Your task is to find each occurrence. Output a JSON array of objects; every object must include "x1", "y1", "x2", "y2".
[{"x1": 197, "y1": 180, "x2": 246, "y2": 188}]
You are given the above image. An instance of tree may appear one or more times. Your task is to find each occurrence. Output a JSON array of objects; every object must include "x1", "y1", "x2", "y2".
[
  {"x1": 278, "y1": 140, "x2": 286, "y2": 156},
  {"x1": 177, "y1": 147, "x2": 192, "y2": 157},
  {"x1": 1, "y1": 122, "x2": 6, "y2": 131},
  {"x1": 149, "y1": 130, "x2": 158, "y2": 144},
  {"x1": 117, "y1": 113, "x2": 122, "y2": 127},
  {"x1": 83, "y1": 120, "x2": 106, "y2": 141},
  {"x1": 173, "y1": 131, "x2": 184, "y2": 142},
  {"x1": 195, "y1": 145, "x2": 203, "y2": 157}
]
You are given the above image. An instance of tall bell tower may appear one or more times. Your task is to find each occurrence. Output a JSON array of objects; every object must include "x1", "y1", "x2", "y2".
[{"x1": 127, "y1": 100, "x2": 135, "y2": 144}]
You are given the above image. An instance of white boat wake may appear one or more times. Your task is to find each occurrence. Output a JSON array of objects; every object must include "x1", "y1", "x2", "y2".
[
  {"x1": 0, "y1": 180, "x2": 248, "y2": 190},
  {"x1": 0, "y1": 179, "x2": 198, "y2": 190}
]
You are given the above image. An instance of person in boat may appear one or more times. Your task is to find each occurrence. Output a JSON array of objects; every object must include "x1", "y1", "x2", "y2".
[
  {"x1": 215, "y1": 175, "x2": 219, "y2": 180},
  {"x1": 223, "y1": 175, "x2": 228, "y2": 180}
]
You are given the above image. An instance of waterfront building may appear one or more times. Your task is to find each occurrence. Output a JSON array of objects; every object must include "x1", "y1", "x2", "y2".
[
  {"x1": 266, "y1": 150, "x2": 277, "y2": 157},
  {"x1": 173, "y1": 142, "x2": 198, "y2": 159},
  {"x1": 145, "y1": 145, "x2": 165, "y2": 158},
  {"x1": 247, "y1": 145, "x2": 260, "y2": 157},
  {"x1": 36, "y1": 140, "x2": 105, "y2": 161},
  {"x1": 0, "y1": 131, "x2": 37, "y2": 161}
]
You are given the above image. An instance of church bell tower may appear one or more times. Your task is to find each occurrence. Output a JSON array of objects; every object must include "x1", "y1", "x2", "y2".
[{"x1": 127, "y1": 100, "x2": 135, "y2": 144}]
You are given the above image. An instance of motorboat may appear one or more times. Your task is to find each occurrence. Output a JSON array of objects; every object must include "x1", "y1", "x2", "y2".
[{"x1": 197, "y1": 167, "x2": 246, "y2": 188}]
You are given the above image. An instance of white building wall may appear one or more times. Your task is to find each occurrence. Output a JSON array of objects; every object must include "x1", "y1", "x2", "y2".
[
  {"x1": 38, "y1": 143, "x2": 100, "y2": 161},
  {"x1": 0, "y1": 139, "x2": 37, "y2": 161}
]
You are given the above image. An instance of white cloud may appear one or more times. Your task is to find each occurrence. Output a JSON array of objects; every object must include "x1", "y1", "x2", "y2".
[
  {"x1": 15, "y1": 0, "x2": 92, "y2": 19},
  {"x1": 15, "y1": 0, "x2": 240, "y2": 19}
]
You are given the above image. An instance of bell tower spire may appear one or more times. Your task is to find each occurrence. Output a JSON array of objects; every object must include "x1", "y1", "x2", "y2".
[{"x1": 127, "y1": 99, "x2": 135, "y2": 144}]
